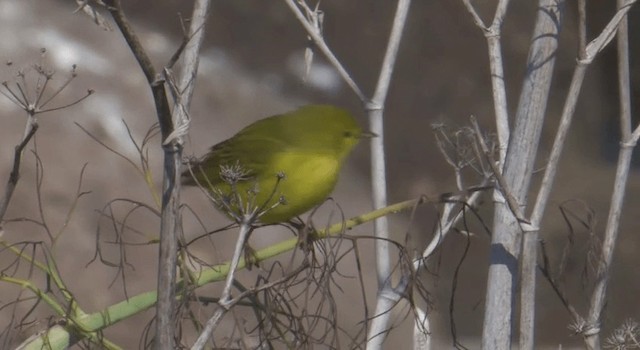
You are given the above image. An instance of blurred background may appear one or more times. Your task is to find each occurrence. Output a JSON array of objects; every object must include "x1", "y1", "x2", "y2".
[{"x1": 0, "y1": 0, "x2": 639, "y2": 348}]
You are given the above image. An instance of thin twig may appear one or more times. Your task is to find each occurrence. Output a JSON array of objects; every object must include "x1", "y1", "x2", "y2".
[
  {"x1": 190, "y1": 219, "x2": 252, "y2": 349},
  {"x1": 418, "y1": 180, "x2": 490, "y2": 264},
  {"x1": 537, "y1": 241, "x2": 583, "y2": 322},
  {"x1": 470, "y1": 116, "x2": 527, "y2": 224},
  {"x1": 37, "y1": 89, "x2": 94, "y2": 113},
  {"x1": 104, "y1": 0, "x2": 156, "y2": 83}
]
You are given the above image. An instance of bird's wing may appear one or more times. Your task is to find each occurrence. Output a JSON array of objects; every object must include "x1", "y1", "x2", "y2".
[{"x1": 185, "y1": 133, "x2": 290, "y2": 186}]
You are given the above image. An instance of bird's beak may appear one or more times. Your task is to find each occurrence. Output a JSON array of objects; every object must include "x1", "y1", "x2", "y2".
[{"x1": 360, "y1": 131, "x2": 377, "y2": 139}]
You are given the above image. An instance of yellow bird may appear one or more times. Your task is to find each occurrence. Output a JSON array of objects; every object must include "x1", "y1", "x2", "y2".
[{"x1": 182, "y1": 104, "x2": 371, "y2": 224}]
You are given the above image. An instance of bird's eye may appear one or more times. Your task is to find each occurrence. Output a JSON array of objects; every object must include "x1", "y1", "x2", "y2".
[{"x1": 343, "y1": 131, "x2": 353, "y2": 138}]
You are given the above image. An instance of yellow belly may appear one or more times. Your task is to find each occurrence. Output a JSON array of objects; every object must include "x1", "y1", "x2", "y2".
[{"x1": 225, "y1": 152, "x2": 341, "y2": 224}]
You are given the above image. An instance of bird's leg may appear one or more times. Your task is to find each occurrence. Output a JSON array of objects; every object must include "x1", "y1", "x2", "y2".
[
  {"x1": 289, "y1": 218, "x2": 317, "y2": 253},
  {"x1": 242, "y1": 228, "x2": 260, "y2": 270},
  {"x1": 243, "y1": 244, "x2": 259, "y2": 270}
]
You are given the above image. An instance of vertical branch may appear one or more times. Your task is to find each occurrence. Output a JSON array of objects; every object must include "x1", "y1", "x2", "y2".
[
  {"x1": 285, "y1": 0, "x2": 412, "y2": 346},
  {"x1": 584, "y1": 0, "x2": 636, "y2": 348},
  {"x1": 159, "y1": 4, "x2": 211, "y2": 347},
  {"x1": 520, "y1": 61, "x2": 588, "y2": 350},
  {"x1": 156, "y1": 1, "x2": 210, "y2": 348},
  {"x1": 462, "y1": 0, "x2": 512, "y2": 166},
  {"x1": 105, "y1": 0, "x2": 209, "y2": 348},
  {"x1": 584, "y1": 123, "x2": 634, "y2": 350},
  {"x1": 165, "y1": 0, "x2": 211, "y2": 145},
  {"x1": 577, "y1": 0, "x2": 587, "y2": 54},
  {"x1": 482, "y1": 1, "x2": 564, "y2": 348},
  {"x1": 365, "y1": 0, "x2": 412, "y2": 348},
  {"x1": 615, "y1": 3, "x2": 633, "y2": 144},
  {"x1": 368, "y1": 0, "x2": 411, "y2": 289},
  {"x1": 486, "y1": 0, "x2": 512, "y2": 168},
  {"x1": 155, "y1": 144, "x2": 181, "y2": 350},
  {"x1": 522, "y1": 2, "x2": 636, "y2": 348},
  {"x1": 369, "y1": 0, "x2": 411, "y2": 108}
]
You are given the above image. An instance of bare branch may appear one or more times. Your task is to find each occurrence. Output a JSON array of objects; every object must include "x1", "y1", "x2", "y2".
[{"x1": 103, "y1": 0, "x2": 157, "y2": 83}]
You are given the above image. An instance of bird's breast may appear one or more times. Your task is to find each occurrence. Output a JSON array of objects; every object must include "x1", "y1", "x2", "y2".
[{"x1": 268, "y1": 151, "x2": 340, "y2": 197}]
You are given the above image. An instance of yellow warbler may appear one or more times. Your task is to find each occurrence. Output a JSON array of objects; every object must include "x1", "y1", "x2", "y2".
[{"x1": 182, "y1": 104, "x2": 371, "y2": 224}]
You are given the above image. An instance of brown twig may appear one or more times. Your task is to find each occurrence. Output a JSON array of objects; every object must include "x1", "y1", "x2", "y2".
[
  {"x1": 0, "y1": 121, "x2": 39, "y2": 223},
  {"x1": 103, "y1": 1, "x2": 183, "y2": 348}
]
